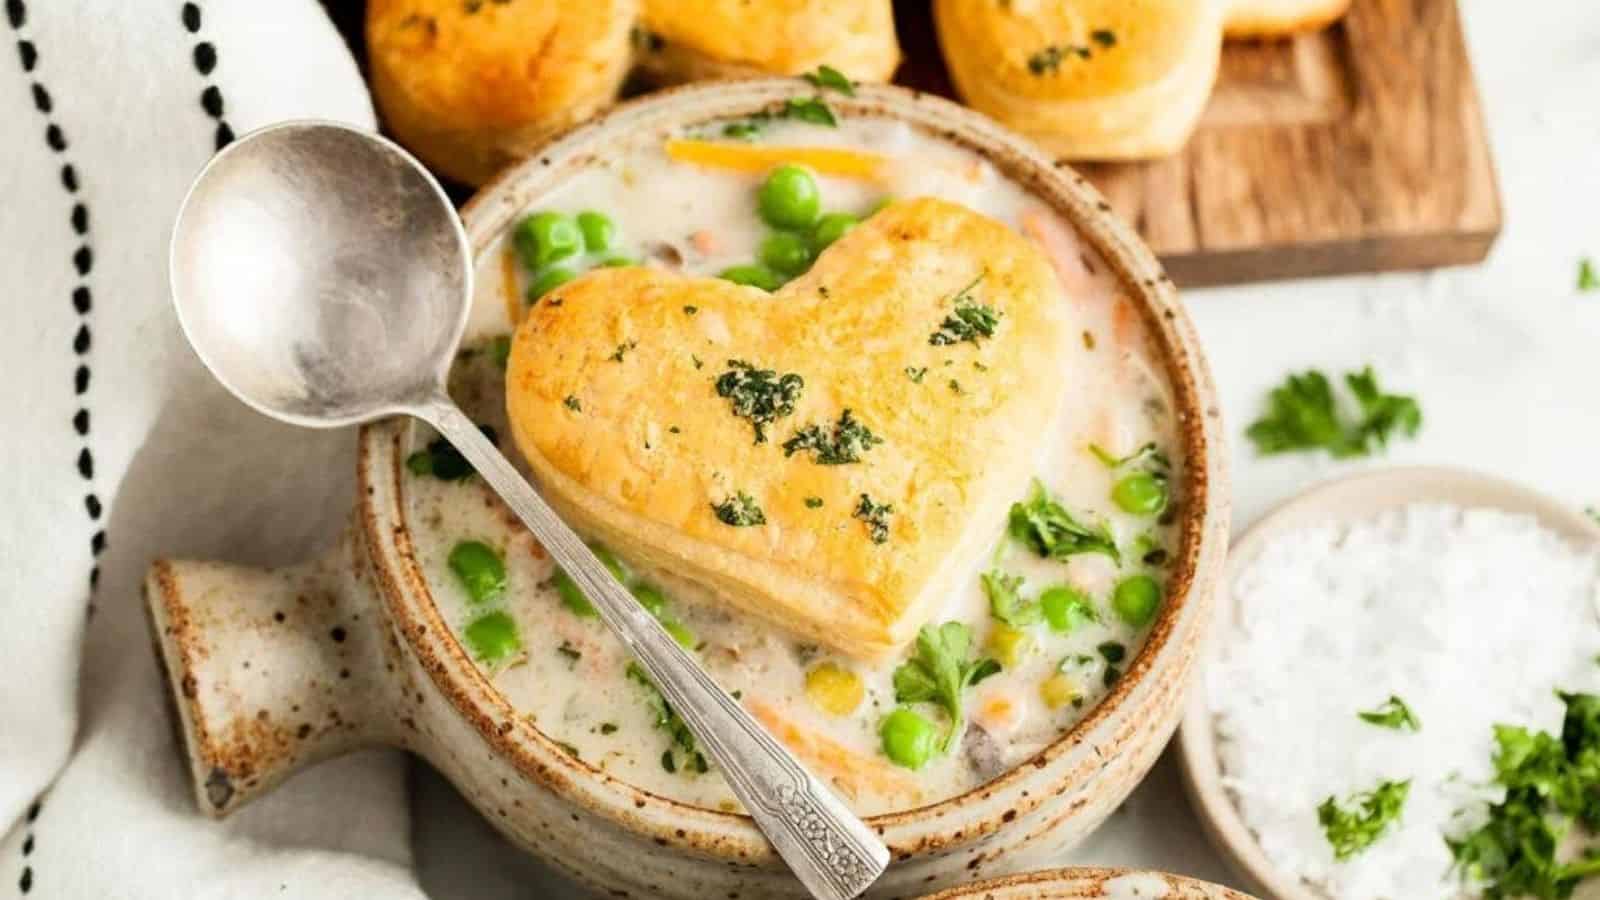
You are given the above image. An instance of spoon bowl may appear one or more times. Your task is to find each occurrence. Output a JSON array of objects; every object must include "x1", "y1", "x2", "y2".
[{"x1": 170, "y1": 120, "x2": 470, "y2": 428}]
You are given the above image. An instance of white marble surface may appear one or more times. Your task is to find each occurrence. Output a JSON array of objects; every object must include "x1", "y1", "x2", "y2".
[{"x1": 412, "y1": 2, "x2": 1600, "y2": 896}]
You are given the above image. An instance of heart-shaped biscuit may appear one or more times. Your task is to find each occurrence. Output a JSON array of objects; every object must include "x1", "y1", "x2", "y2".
[{"x1": 506, "y1": 197, "x2": 1072, "y2": 660}]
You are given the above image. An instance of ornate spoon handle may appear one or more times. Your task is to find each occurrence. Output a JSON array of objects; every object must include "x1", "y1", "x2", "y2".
[{"x1": 426, "y1": 398, "x2": 889, "y2": 900}]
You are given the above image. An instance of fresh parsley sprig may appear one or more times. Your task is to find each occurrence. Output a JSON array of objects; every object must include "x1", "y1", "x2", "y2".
[
  {"x1": 982, "y1": 570, "x2": 1042, "y2": 628},
  {"x1": 892, "y1": 622, "x2": 1002, "y2": 753},
  {"x1": 1247, "y1": 367, "x2": 1421, "y2": 459},
  {"x1": 1007, "y1": 479, "x2": 1121, "y2": 564}
]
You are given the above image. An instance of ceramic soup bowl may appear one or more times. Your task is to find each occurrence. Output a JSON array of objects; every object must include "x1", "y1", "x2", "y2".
[{"x1": 146, "y1": 80, "x2": 1229, "y2": 898}]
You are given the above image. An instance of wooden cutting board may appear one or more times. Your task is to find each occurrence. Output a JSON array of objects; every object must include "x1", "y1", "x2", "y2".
[{"x1": 895, "y1": 0, "x2": 1502, "y2": 287}]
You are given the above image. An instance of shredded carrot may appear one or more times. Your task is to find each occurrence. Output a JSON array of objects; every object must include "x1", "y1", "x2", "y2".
[
  {"x1": 747, "y1": 699, "x2": 922, "y2": 803},
  {"x1": 663, "y1": 139, "x2": 890, "y2": 183},
  {"x1": 689, "y1": 229, "x2": 720, "y2": 256}
]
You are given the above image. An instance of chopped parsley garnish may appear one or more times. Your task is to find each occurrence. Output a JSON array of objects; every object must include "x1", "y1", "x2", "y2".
[
  {"x1": 892, "y1": 622, "x2": 1002, "y2": 753},
  {"x1": 982, "y1": 570, "x2": 1042, "y2": 628},
  {"x1": 804, "y1": 64, "x2": 855, "y2": 96},
  {"x1": 1448, "y1": 692, "x2": 1600, "y2": 898},
  {"x1": 948, "y1": 378, "x2": 963, "y2": 394},
  {"x1": 714, "y1": 359, "x2": 803, "y2": 443},
  {"x1": 929, "y1": 274, "x2": 1000, "y2": 346},
  {"x1": 1091, "y1": 29, "x2": 1117, "y2": 47},
  {"x1": 1008, "y1": 479, "x2": 1121, "y2": 564},
  {"x1": 722, "y1": 121, "x2": 762, "y2": 140},
  {"x1": 782, "y1": 409, "x2": 883, "y2": 464},
  {"x1": 905, "y1": 366, "x2": 927, "y2": 383},
  {"x1": 1319, "y1": 779, "x2": 1410, "y2": 860},
  {"x1": 563, "y1": 395, "x2": 582, "y2": 412},
  {"x1": 557, "y1": 641, "x2": 582, "y2": 664},
  {"x1": 853, "y1": 493, "x2": 893, "y2": 544},
  {"x1": 1580, "y1": 258, "x2": 1599, "y2": 292},
  {"x1": 1027, "y1": 29, "x2": 1115, "y2": 75},
  {"x1": 1082, "y1": 330, "x2": 1097, "y2": 350},
  {"x1": 405, "y1": 425, "x2": 497, "y2": 480},
  {"x1": 682, "y1": 305, "x2": 698, "y2": 315},
  {"x1": 691, "y1": 354, "x2": 703, "y2": 369},
  {"x1": 599, "y1": 722, "x2": 619, "y2": 735},
  {"x1": 1358, "y1": 695, "x2": 1421, "y2": 732},
  {"x1": 628, "y1": 661, "x2": 708, "y2": 776},
  {"x1": 1097, "y1": 641, "x2": 1126, "y2": 664},
  {"x1": 608, "y1": 339, "x2": 637, "y2": 362},
  {"x1": 557, "y1": 741, "x2": 580, "y2": 758},
  {"x1": 1247, "y1": 367, "x2": 1421, "y2": 458},
  {"x1": 784, "y1": 96, "x2": 837, "y2": 127},
  {"x1": 711, "y1": 491, "x2": 766, "y2": 527},
  {"x1": 804, "y1": 496, "x2": 824, "y2": 509}
]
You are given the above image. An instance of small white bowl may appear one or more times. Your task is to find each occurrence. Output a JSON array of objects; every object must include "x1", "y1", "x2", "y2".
[{"x1": 1176, "y1": 465, "x2": 1600, "y2": 900}]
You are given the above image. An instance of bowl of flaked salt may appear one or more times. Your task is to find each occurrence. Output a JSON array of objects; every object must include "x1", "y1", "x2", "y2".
[{"x1": 1179, "y1": 466, "x2": 1600, "y2": 900}]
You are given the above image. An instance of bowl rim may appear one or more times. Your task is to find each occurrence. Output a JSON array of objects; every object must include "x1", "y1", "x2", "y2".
[
  {"x1": 1177, "y1": 464, "x2": 1600, "y2": 900},
  {"x1": 916, "y1": 865, "x2": 1258, "y2": 899},
  {"x1": 356, "y1": 77, "x2": 1230, "y2": 864}
]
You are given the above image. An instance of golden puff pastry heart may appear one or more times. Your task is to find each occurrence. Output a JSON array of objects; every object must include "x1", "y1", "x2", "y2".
[
  {"x1": 933, "y1": 0, "x2": 1224, "y2": 160},
  {"x1": 505, "y1": 198, "x2": 1072, "y2": 660},
  {"x1": 634, "y1": 0, "x2": 900, "y2": 85},
  {"x1": 367, "y1": 0, "x2": 637, "y2": 186}
]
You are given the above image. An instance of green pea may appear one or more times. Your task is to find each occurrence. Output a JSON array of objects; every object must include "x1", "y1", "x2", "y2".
[
  {"x1": 597, "y1": 255, "x2": 638, "y2": 268},
  {"x1": 758, "y1": 165, "x2": 821, "y2": 230},
  {"x1": 591, "y1": 545, "x2": 627, "y2": 582},
  {"x1": 464, "y1": 610, "x2": 522, "y2": 664},
  {"x1": 810, "y1": 212, "x2": 858, "y2": 250},
  {"x1": 1112, "y1": 574, "x2": 1162, "y2": 628},
  {"x1": 448, "y1": 541, "x2": 506, "y2": 605},
  {"x1": 1112, "y1": 472, "x2": 1168, "y2": 515},
  {"x1": 1040, "y1": 585, "x2": 1098, "y2": 634},
  {"x1": 880, "y1": 708, "x2": 938, "y2": 770},
  {"x1": 527, "y1": 266, "x2": 576, "y2": 303},
  {"x1": 662, "y1": 619, "x2": 697, "y2": 649},
  {"x1": 514, "y1": 211, "x2": 583, "y2": 270},
  {"x1": 576, "y1": 211, "x2": 616, "y2": 253},
  {"x1": 631, "y1": 582, "x2": 667, "y2": 617},
  {"x1": 758, "y1": 232, "x2": 814, "y2": 277},
  {"x1": 718, "y1": 264, "x2": 784, "y2": 292}
]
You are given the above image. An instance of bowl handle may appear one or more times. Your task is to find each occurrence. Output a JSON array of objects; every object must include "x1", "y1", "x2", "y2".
[{"x1": 144, "y1": 522, "x2": 402, "y2": 817}]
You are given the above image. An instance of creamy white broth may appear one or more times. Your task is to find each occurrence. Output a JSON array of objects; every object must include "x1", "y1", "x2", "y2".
[{"x1": 409, "y1": 115, "x2": 1181, "y2": 815}]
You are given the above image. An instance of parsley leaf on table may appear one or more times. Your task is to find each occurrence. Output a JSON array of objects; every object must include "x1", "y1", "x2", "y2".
[
  {"x1": 1580, "y1": 257, "x2": 1599, "y2": 292},
  {"x1": 803, "y1": 65, "x2": 855, "y2": 96},
  {"x1": 892, "y1": 623, "x2": 1002, "y2": 753},
  {"x1": 1246, "y1": 367, "x2": 1421, "y2": 458}
]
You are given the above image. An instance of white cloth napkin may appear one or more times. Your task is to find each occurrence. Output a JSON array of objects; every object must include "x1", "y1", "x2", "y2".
[{"x1": 0, "y1": 2, "x2": 425, "y2": 896}]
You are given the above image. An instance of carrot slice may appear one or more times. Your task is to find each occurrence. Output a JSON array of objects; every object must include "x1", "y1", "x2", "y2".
[
  {"x1": 746, "y1": 699, "x2": 922, "y2": 804},
  {"x1": 664, "y1": 139, "x2": 890, "y2": 182}
]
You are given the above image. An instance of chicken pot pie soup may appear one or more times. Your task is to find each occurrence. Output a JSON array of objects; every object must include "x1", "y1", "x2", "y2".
[{"x1": 405, "y1": 106, "x2": 1185, "y2": 816}]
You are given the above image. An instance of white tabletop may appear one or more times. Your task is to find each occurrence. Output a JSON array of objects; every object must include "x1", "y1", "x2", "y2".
[{"x1": 412, "y1": 2, "x2": 1600, "y2": 895}]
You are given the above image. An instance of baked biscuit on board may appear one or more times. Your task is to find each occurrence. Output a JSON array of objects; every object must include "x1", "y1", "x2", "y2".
[
  {"x1": 505, "y1": 199, "x2": 1072, "y2": 660},
  {"x1": 1225, "y1": 0, "x2": 1353, "y2": 38},
  {"x1": 933, "y1": 0, "x2": 1224, "y2": 160},
  {"x1": 368, "y1": 0, "x2": 637, "y2": 186},
  {"x1": 634, "y1": 0, "x2": 900, "y2": 84}
]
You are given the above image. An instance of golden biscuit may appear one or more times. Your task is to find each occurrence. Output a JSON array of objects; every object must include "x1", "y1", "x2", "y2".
[
  {"x1": 367, "y1": 0, "x2": 637, "y2": 186},
  {"x1": 933, "y1": 0, "x2": 1223, "y2": 160},
  {"x1": 634, "y1": 0, "x2": 899, "y2": 84},
  {"x1": 1225, "y1": 0, "x2": 1352, "y2": 37},
  {"x1": 505, "y1": 198, "x2": 1071, "y2": 660}
]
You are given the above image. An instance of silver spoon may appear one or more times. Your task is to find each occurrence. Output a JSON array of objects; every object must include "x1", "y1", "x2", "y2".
[{"x1": 169, "y1": 120, "x2": 888, "y2": 900}]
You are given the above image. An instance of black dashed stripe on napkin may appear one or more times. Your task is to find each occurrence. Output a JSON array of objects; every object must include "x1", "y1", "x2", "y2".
[{"x1": 181, "y1": 2, "x2": 232, "y2": 149}]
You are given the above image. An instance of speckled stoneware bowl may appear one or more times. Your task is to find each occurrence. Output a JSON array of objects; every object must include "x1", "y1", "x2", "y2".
[
  {"x1": 145, "y1": 80, "x2": 1229, "y2": 899},
  {"x1": 918, "y1": 866, "x2": 1258, "y2": 899}
]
